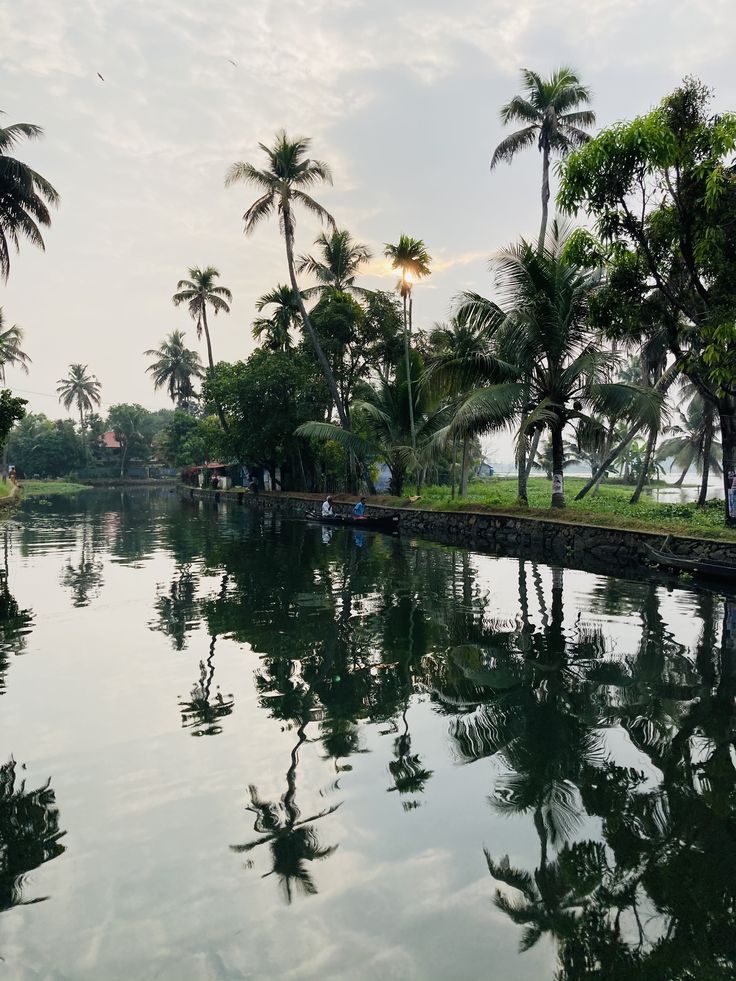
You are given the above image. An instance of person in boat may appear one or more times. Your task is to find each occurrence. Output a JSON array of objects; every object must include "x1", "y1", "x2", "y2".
[
  {"x1": 321, "y1": 495, "x2": 335, "y2": 518},
  {"x1": 353, "y1": 496, "x2": 367, "y2": 518}
]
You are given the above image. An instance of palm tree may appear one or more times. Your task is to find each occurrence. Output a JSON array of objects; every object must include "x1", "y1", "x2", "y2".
[
  {"x1": 144, "y1": 330, "x2": 203, "y2": 408},
  {"x1": 491, "y1": 68, "x2": 595, "y2": 250},
  {"x1": 384, "y1": 235, "x2": 432, "y2": 449},
  {"x1": 225, "y1": 131, "x2": 350, "y2": 428},
  {"x1": 427, "y1": 315, "x2": 492, "y2": 496},
  {"x1": 56, "y1": 363, "x2": 102, "y2": 439},
  {"x1": 657, "y1": 387, "x2": 721, "y2": 504},
  {"x1": 252, "y1": 284, "x2": 305, "y2": 353},
  {"x1": 171, "y1": 266, "x2": 231, "y2": 375},
  {"x1": 172, "y1": 266, "x2": 231, "y2": 431},
  {"x1": 0, "y1": 309, "x2": 31, "y2": 383},
  {"x1": 296, "y1": 228, "x2": 373, "y2": 299},
  {"x1": 451, "y1": 223, "x2": 659, "y2": 508},
  {"x1": 298, "y1": 353, "x2": 449, "y2": 496},
  {"x1": 0, "y1": 113, "x2": 59, "y2": 281}
]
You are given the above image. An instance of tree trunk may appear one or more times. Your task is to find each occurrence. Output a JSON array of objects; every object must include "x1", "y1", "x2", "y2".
[
  {"x1": 402, "y1": 292, "x2": 417, "y2": 451},
  {"x1": 524, "y1": 427, "x2": 541, "y2": 481},
  {"x1": 201, "y1": 307, "x2": 229, "y2": 435},
  {"x1": 718, "y1": 399, "x2": 736, "y2": 527},
  {"x1": 283, "y1": 207, "x2": 375, "y2": 495},
  {"x1": 450, "y1": 441, "x2": 457, "y2": 500},
  {"x1": 459, "y1": 437, "x2": 469, "y2": 497},
  {"x1": 697, "y1": 405, "x2": 714, "y2": 507},
  {"x1": 630, "y1": 427, "x2": 657, "y2": 504},
  {"x1": 538, "y1": 143, "x2": 550, "y2": 252},
  {"x1": 674, "y1": 461, "x2": 691, "y2": 487},
  {"x1": 550, "y1": 422, "x2": 565, "y2": 508}
]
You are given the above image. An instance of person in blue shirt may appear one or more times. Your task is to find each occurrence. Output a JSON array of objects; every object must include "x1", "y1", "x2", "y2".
[{"x1": 353, "y1": 496, "x2": 367, "y2": 518}]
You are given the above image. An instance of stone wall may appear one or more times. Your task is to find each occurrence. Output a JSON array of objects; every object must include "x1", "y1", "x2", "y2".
[{"x1": 180, "y1": 486, "x2": 736, "y2": 579}]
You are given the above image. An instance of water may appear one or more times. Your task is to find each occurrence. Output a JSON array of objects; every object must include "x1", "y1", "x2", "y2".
[{"x1": 0, "y1": 490, "x2": 734, "y2": 980}]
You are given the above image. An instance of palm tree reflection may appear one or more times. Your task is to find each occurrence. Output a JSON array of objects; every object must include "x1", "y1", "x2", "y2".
[
  {"x1": 231, "y1": 723, "x2": 340, "y2": 903},
  {"x1": 0, "y1": 759, "x2": 66, "y2": 913}
]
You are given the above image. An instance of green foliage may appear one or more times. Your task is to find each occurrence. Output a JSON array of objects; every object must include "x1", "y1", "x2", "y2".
[
  {"x1": 145, "y1": 330, "x2": 202, "y2": 407},
  {"x1": 5, "y1": 412, "x2": 83, "y2": 477},
  {"x1": 106, "y1": 403, "x2": 159, "y2": 474},
  {"x1": 154, "y1": 411, "x2": 220, "y2": 467},
  {"x1": 700, "y1": 322, "x2": 736, "y2": 397},
  {"x1": 0, "y1": 389, "x2": 26, "y2": 454},
  {"x1": 205, "y1": 349, "x2": 327, "y2": 474}
]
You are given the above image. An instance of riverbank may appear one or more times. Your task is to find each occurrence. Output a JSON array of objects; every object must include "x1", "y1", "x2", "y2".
[
  {"x1": 181, "y1": 486, "x2": 736, "y2": 581},
  {"x1": 18, "y1": 480, "x2": 92, "y2": 497}
]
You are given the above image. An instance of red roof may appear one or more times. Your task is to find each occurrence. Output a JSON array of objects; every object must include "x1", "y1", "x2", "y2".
[{"x1": 100, "y1": 431, "x2": 121, "y2": 449}]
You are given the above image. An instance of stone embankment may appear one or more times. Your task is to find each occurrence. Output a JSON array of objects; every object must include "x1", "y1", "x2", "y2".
[{"x1": 181, "y1": 486, "x2": 736, "y2": 580}]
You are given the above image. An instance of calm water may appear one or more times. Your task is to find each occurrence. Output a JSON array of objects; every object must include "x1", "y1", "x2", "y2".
[{"x1": 0, "y1": 490, "x2": 734, "y2": 980}]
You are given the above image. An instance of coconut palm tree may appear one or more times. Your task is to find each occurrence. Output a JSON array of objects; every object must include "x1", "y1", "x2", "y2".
[
  {"x1": 144, "y1": 330, "x2": 203, "y2": 409},
  {"x1": 225, "y1": 131, "x2": 351, "y2": 428},
  {"x1": 56, "y1": 363, "x2": 102, "y2": 438},
  {"x1": 0, "y1": 309, "x2": 31, "y2": 383},
  {"x1": 0, "y1": 113, "x2": 59, "y2": 281},
  {"x1": 171, "y1": 266, "x2": 231, "y2": 375},
  {"x1": 297, "y1": 228, "x2": 373, "y2": 299},
  {"x1": 384, "y1": 235, "x2": 432, "y2": 449},
  {"x1": 491, "y1": 67, "x2": 595, "y2": 250},
  {"x1": 298, "y1": 353, "x2": 449, "y2": 496},
  {"x1": 657, "y1": 387, "x2": 721, "y2": 504},
  {"x1": 252, "y1": 284, "x2": 306, "y2": 353},
  {"x1": 172, "y1": 266, "x2": 231, "y2": 431},
  {"x1": 451, "y1": 223, "x2": 659, "y2": 508}
]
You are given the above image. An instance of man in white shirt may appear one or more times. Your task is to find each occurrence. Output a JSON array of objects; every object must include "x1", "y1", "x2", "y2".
[{"x1": 321, "y1": 495, "x2": 335, "y2": 517}]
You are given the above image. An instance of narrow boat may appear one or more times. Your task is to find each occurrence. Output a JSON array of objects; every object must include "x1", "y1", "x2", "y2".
[
  {"x1": 305, "y1": 510, "x2": 400, "y2": 534},
  {"x1": 645, "y1": 544, "x2": 736, "y2": 581}
]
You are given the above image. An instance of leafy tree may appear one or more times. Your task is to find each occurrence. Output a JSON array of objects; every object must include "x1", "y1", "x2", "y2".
[
  {"x1": 361, "y1": 290, "x2": 404, "y2": 380},
  {"x1": 205, "y1": 349, "x2": 327, "y2": 488},
  {"x1": 491, "y1": 67, "x2": 595, "y2": 249},
  {"x1": 5, "y1": 413, "x2": 83, "y2": 477},
  {"x1": 0, "y1": 309, "x2": 31, "y2": 382},
  {"x1": 172, "y1": 266, "x2": 231, "y2": 430},
  {"x1": 558, "y1": 77, "x2": 736, "y2": 523},
  {"x1": 56, "y1": 363, "x2": 102, "y2": 440},
  {"x1": 384, "y1": 235, "x2": 432, "y2": 449},
  {"x1": 0, "y1": 390, "x2": 26, "y2": 459},
  {"x1": 155, "y1": 411, "x2": 220, "y2": 467},
  {"x1": 252, "y1": 284, "x2": 304, "y2": 353},
  {"x1": 0, "y1": 113, "x2": 59, "y2": 281},
  {"x1": 144, "y1": 330, "x2": 202, "y2": 408},
  {"x1": 297, "y1": 228, "x2": 372, "y2": 298},
  {"x1": 452, "y1": 223, "x2": 659, "y2": 507},
  {"x1": 106, "y1": 403, "x2": 155, "y2": 476}
]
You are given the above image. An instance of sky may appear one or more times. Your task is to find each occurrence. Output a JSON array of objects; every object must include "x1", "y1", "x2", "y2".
[{"x1": 2, "y1": 0, "x2": 735, "y2": 462}]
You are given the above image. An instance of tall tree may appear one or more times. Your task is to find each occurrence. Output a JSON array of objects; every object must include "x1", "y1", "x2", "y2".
[
  {"x1": 172, "y1": 266, "x2": 231, "y2": 430},
  {"x1": 0, "y1": 113, "x2": 59, "y2": 281},
  {"x1": 56, "y1": 363, "x2": 102, "y2": 438},
  {"x1": 252, "y1": 284, "x2": 305, "y2": 353},
  {"x1": 451, "y1": 223, "x2": 659, "y2": 508},
  {"x1": 558, "y1": 77, "x2": 736, "y2": 524},
  {"x1": 225, "y1": 132, "x2": 349, "y2": 427},
  {"x1": 144, "y1": 330, "x2": 203, "y2": 408},
  {"x1": 657, "y1": 387, "x2": 721, "y2": 503},
  {"x1": 384, "y1": 235, "x2": 432, "y2": 449},
  {"x1": 491, "y1": 67, "x2": 595, "y2": 250},
  {"x1": 297, "y1": 228, "x2": 373, "y2": 298},
  {"x1": 0, "y1": 309, "x2": 31, "y2": 383}
]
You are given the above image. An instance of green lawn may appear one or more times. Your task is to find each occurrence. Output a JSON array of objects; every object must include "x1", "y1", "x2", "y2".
[
  {"x1": 20, "y1": 479, "x2": 92, "y2": 497},
  {"x1": 391, "y1": 476, "x2": 736, "y2": 542}
]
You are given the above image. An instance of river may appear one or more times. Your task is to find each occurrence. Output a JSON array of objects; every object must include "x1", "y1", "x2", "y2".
[{"x1": 0, "y1": 489, "x2": 734, "y2": 980}]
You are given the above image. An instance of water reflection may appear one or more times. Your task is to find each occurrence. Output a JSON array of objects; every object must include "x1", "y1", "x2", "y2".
[
  {"x1": 0, "y1": 759, "x2": 66, "y2": 912},
  {"x1": 0, "y1": 528, "x2": 34, "y2": 693},
  {"x1": 1, "y1": 491, "x2": 734, "y2": 979}
]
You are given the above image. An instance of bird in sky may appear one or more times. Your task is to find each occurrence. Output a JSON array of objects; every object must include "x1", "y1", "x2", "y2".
[
  {"x1": 97, "y1": 72, "x2": 105, "y2": 81},
  {"x1": 227, "y1": 59, "x2": 237, "y2": 67}
]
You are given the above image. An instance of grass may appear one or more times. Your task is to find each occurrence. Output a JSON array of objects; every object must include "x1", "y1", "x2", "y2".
[
  {"x1": 0, "y1": 482, "x2": 12, "y2": 499},
  {"x1": 385, "y1": 476, "x2": 736, "y2": 542},
  {"x1": 20, "y1": 479, "x2": 92, "y2": 497}
]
